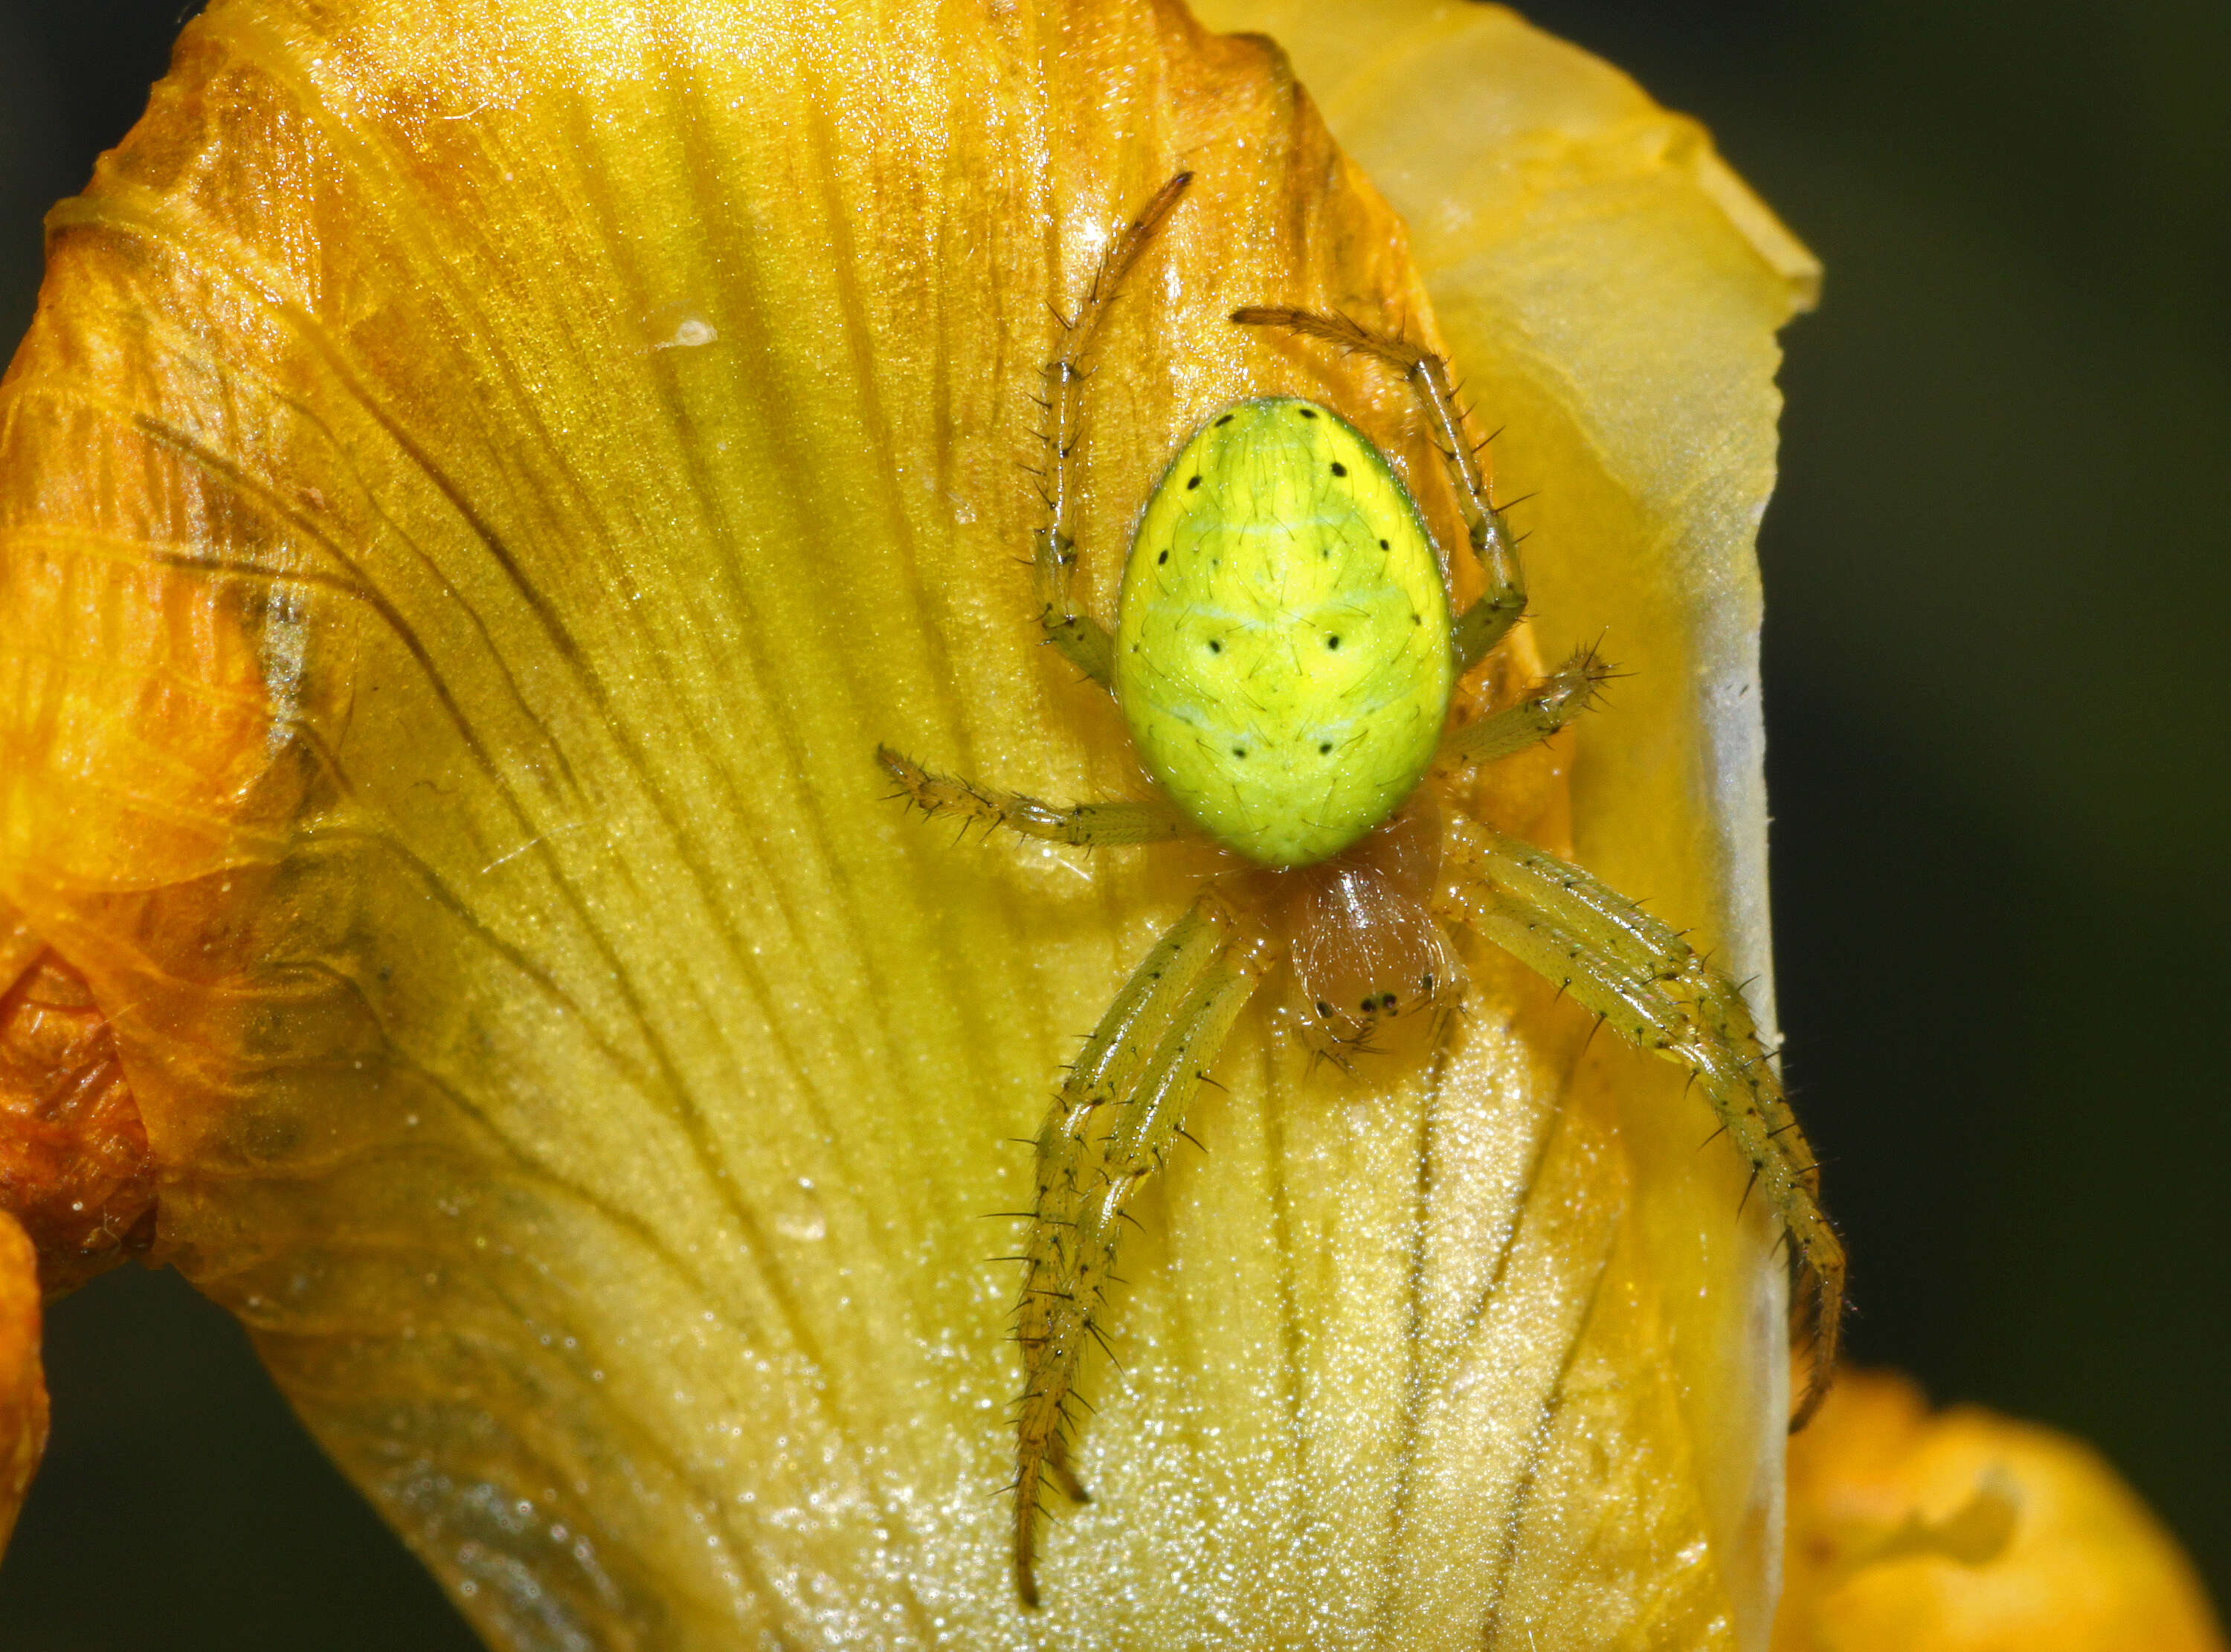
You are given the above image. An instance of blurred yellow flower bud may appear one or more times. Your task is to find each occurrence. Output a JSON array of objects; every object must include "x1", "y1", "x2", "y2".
[{"x1": 1776, "y1": 1369, "x2": 2226, "y2": 1652}]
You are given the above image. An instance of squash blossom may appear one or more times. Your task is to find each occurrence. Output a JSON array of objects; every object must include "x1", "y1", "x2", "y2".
[{"x1": 0, "y1": 1, "x2": 2216, "y2": 1648}]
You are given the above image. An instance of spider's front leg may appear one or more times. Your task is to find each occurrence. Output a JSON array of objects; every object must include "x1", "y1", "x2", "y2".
[
  {"x1": 1008, "y1": 891, "x2": 1265, "y2": 1607},
  {"x1": 1232, "y1": 306, "x2": 1527, "y2": 674},
  {"x1": 877, "y1": 743, "x2": 1254, "y2": 1604},
  {"x1": 1441, "y1": 816, "x2": 1845, "y2": 1426}
]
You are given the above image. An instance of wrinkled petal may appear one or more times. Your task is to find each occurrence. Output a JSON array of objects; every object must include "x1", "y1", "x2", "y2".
[
  {"x1": 0, "y1": 1, "x2": 1813, "y2": 1645},
  {"x1": 1774, "y1": 1370, "x2": 2228, "y2": 1652},
  {"x1": 1, "y1": 897, "x2": 158, "y2": 1292}
]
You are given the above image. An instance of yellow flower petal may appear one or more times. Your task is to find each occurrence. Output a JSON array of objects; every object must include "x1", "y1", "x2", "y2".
[
  {"x1": 1775, "y1": 1370, "x2": 2228, "y2": 1652},
  {"x1": 0, "y1": 1210, "x2": 45, "y2": 1555},
  {"x1": 0, "y1": 1, "x2": 1815, "y2": 1644}
]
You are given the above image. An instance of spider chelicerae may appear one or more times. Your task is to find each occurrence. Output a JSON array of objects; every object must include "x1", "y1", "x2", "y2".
[{"x1": 878, "y1": 172, "x2": 1841, "y2": 1610}]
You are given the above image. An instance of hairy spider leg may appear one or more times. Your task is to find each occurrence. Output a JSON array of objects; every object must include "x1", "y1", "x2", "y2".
[
  {"x1": 1033, "y1": 172, "x2": 1196, "y2": 687},
  {"x1": 1229, "y1": 306, "x2": 1527, "y2": 674},
  {"x1": 875, "y1": 744, "x2": 1190, "y2": 848},
  {"x1": 875, "y1": 741, "x2": 1233, "y2": 1596},
  {"x1": 1439, "y1": 642, "x2": 1620, "y2": 769},
  {"x1": 1011, "y1": 893, "x2": 1264, "y2": 1607},
  {"x1": 1440, "y1": 815, "x2": 1844, "y2": 1427}
]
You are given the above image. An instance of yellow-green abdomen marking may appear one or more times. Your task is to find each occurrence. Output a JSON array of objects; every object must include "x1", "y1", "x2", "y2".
[{"x1": 1115, "y1": 398, "x2": 1455, "y2": 867}]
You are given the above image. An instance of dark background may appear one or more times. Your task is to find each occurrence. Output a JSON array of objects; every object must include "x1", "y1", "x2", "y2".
[{"x1": 1, "y1": 1, "x2": 2224, "y2": 1644}]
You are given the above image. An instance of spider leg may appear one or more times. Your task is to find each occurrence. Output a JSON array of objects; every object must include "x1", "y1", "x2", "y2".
[
  {"x1": 877, "y1": 745, "x2": 1190, "y2": 848},
  {"x1": 1042, "y1": 1430, "x2": 1091, "y2": 1506},
  {"x1": 1012, "y1": 891, "x2": 1262, "y2": 1607},
  {"x1": 1229, "y1": 305, "x2": 1525, "y2": 674},
  {"x1": 1035, "y1": 172, "x2": 1194, "y2": 689},
  {"x1": 1443, "y1": 816, "x2": 1845, "y2": 1428},
  {"x1": 1437, "y1": 642, "x2": 1617, "y2": 769}
]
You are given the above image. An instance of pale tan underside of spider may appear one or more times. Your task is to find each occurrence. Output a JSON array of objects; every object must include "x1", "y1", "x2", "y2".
[{"x1": 880, "y1": 174, "x2": 1842, "y2": 1611}]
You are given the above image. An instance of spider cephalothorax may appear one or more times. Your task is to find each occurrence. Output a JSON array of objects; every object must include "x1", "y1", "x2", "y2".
[{"x1": 879, "y1": 172, "x2": 1842, "y2": 1610}]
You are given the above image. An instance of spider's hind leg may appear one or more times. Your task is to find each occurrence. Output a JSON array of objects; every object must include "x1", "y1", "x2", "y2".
[
  {"x1": 1443, "y1": 815, "x2": 1846, "y2": 1427},
  {"x1": 1034, "y1": 172, "x2": 1194, "y2": 688},
  {"x1": 1231, "y1": 305, "x2": 1525, "y2": 674}
]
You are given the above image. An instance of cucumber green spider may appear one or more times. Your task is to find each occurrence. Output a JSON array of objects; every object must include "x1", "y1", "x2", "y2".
[{"x1": 878, "y1": 172, "x2": 1842, "y2": 1610}]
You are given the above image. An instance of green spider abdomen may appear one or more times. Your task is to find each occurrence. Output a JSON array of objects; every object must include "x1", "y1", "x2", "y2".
[{"x1": 1113, "y1": 398, "x2": 1455, "y2": 868}]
